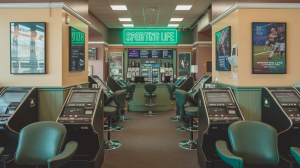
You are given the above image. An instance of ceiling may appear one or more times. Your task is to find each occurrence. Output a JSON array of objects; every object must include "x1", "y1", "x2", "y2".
[{"x1": 88, "y1": 0, "x2": 211, "y2": 28}]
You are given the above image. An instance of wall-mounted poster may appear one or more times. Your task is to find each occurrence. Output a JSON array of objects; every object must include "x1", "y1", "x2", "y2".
[
  {"x1": 69, "y1": 26, "x2": 85, "y2": 71},
  {"x1": 178, "y1": 52, "x2": 191, "y2": 78},
  {"x1": 88, "y1": 48, "x2": 96, "y2": 60},
  {"x1": 10, "y1": 22, "x2": 46, "y2": 74},
  {"x1": 252, "y1": 23, "x2": 286, "y2": 74},
  {"x1": 110, "y1": 52, "x2": 123, "y2": 77},
  {"x1": 88, "y1": 65, "x2": 93, "y2": 76},
  {"x1": 215, "y1": 26, "x2": 231, "y2": 71}
]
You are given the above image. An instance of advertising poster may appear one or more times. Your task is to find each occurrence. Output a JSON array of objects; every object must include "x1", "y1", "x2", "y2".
[
  {"x1": 215, "y1": 26, "x2": 231, "y2": 71},
  {"x1": 10, "y1": 22, "x2": 46, "y2": 74},
  {"x1": 69, "y1": 27, "x2": 85, "y2": 71},
  {"x1": 178, "y1": 52, "x2": 191, "y2": 78},
  {"x1": 110, "y1": 52, "x2": 123, "y2": 77},
  {"x1": 88, "y1": 48, "x2": 96, "y2": 60},
  {"x1": 252, "y1": 23, "x2": 286, "y2": 74}
]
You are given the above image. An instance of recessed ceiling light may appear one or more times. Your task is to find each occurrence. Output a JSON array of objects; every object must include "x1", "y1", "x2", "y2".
[
  {"x1": 111, "y1": 5, "x2": 127, "y2": 10},
  {"x1": 171, "y1": 18, "x2": 183, "y2": 21},
  {"x1": 168, "y1": 24, "x2": 179, "y2": 27},
  {"x1": 119, "y1": 18, "x2": 131, "y2": 21},
  {"x1": 123, "y1": 24, "x2": 134, "y2": 27},
  {"x1": 175, "y1": 5, "x2": 192, "y2": 10}
]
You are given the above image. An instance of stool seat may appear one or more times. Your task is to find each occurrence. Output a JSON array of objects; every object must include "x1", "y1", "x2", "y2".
[
  {"x1": 144, "y1": 93, "x2": 157, "y2": 98},
  {"x1": 185, "y1": 107, "x2": 198, "y2": 118},
  {"x1": 110, "y1": 101, "x2": 117, "y2": 107},
  {"x1": 104, "y1": 106, "x2": 117, "y2": 117},
  {"x1": 184, "y1": 102, "x2": 191, "y2": 107},
  {"x1": 126, "y1": 95, "x2": 130, "y2": 100}
]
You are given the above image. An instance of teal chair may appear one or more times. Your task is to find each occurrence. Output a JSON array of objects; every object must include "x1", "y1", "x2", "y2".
[
  {"x1": 14, "y1": 121, "x2": 78, "y2": 168},
  {"x1": 167, "y1": 83, "x2": 180, "y2": 121},
  {"x1": 216, "y1": 121, "x2": 279, "y2": 168},
  {"x1": 144, "y1": 83, "x2": 157, "y2": 116},
  {"x1": 109, "y1": 90, "x2": 127, "y2": 130},
  {"x1": 120, "y1": 84, "x2": 136, "y2": 121},
  {"x1": 175, "y1": 90, "x2": 198, "y2": 150}
]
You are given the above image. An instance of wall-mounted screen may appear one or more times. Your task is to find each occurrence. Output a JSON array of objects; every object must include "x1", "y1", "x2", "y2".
[
  {"x1": 10, "y1": 22, "x2": 46, "y2": 74},
  {"x1": 69, "y1": 27, "x2": 85, "y2": 71},
  {"x1": 215, "y1": 26, "x2": 231, "y2": 71},
  {"x1": 162, "y1": 50, "x2": 173, "y2": 58},
  {"x1": 252, "y1": 23, "x2": 286, "y2": 74},
  {"x1": 140, "y1": 50, "x2": 152, "y2": 58},
  {"x1": 137, "y1": 50, "x2": 173, "y2": 59},
  {"x1": 128, "y1": 50, "x2": 139, "y2": 58},
  {"x1": 88, "y1": 48, "x2": 96, "y2": 60}
]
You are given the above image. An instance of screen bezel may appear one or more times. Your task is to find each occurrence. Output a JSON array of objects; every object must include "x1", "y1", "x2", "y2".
[
  {"x1": 69, "y1": 26, "x2": 85, "y2": 72},
  {"x1": 215, "y1": 26, "x2": 231, "y2": 71},
  {"x1": 0, "y1": 91, "x2": 28, "y2": 103},
  {"x1": 273, "y1": 92, "x2": 300, "y2": 103},
  {"x1": 205, "y1": 91, "x2": 233, "y2": 103},
  {"x1": 69, "y1": 92, "x2": 96, "y2": 103}
]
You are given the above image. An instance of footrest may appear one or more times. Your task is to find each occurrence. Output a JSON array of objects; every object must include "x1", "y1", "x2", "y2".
[{"x1": 145, "y1": 103, "x2": 156, "y2": 106}]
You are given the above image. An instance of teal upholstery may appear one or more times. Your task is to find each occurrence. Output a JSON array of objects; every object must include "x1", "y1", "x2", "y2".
[
  {"x1": 126, "y1": 83, "x2": 136, "y2": 100},
  {"x1": 216, "y1": 121, "x2": 279, "y2": 168},
  {"x1": 113, "y1": 90, "x2": 128, "y2": 106},
  {"x1": 291, "y1": 147, "x2": 300, "y2": 165},
  {"x1": 174, "y1": 90, "x2": 189, "y2": 106},
  {"x1": 167, "y1": 83, "x2": 176, "y2": 100},
  {"x1": 110, "y1": 101, "x2": 117, "y2": 107},
  {"x1": 144, "y1": 93, "x2": 157, "y2": 98},
  {"x1": 14, "y1": 121, "x2": 77, "y2": 168},
  {"x1": 144, "y1": 83, "x2": 156, "y2": 98},
  {"x1": 184, "y1": 107, "x2": 198, "y2": 118},
  {"x1": 184, "y1": 102, "x2": 191, "y2": 107},
  {"x1": 104, "y1": 106, "x2": 117, "y2": 117},
  {"x1": 0, "y1": 147, "x2": 4, "y2": 159}
]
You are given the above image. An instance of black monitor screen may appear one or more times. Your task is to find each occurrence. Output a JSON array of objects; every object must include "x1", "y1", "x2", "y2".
[
  {"x1": 162, "y1": 50, "x2": 173, "y2": 58},
  {"x1": 69, "y1": 93, "x2": 96, "y2": 103},
  {"x1": 165, "y1": 76, "x2": 170, "y2": 83},
  {"x1": 135, "y1": 76, "x2": 145, "y2": 83},
  {"x1": 0, "y1": 92, "x2": 27, "y2": 114},
  {"x1": 140, "y1": 50, "x2": 152, "y2": 58},
  {"x1": 69, "y1": 27, "x2": 85, "y2": 71},
  {"x1": 273, "y1": 92, "x2": 300, "y2": 103},
  {"x1": 206, "y1": 92, "x2": 232, "y2": 103}
]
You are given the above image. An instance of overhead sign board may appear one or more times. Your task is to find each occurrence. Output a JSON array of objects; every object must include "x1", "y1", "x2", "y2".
[{"x1": 123, "y1": 29, "x2": 178, "y2": 45}]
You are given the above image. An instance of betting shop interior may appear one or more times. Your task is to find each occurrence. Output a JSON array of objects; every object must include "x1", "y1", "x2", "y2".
[{"x1": 0, "y1": 0, "x2": 300, "y2": 168}]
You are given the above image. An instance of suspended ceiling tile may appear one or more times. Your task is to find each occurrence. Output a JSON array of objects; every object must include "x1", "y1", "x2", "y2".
[
  {"x1": 188, "y1": 10, "x2": 204, "y2": 15},
  {"x1": 169, "y1": 21, "x2": 182, "y2": 24},
  {"x1": 157, "y1": 17, "x2": 171, "y2": 21},
  {"x1": 177, "y1": 0, "x2": 196, "y2": 5},
  {"x1": 89, "y1": 0, "x2": 109, "y2": 5},
  {"x1": 158, "y1": 14, "x2": 172, "y2": 18},
  {"x1": 106, "y1": 18, "x2": 120, "y2": 22},
  {"x1": 94, "y1": 5, "x2": 112, "y2": 11},
  {"x1": 129, "y1": 10, "x2": 144, "y2": 15},
  {"x1": 142, "y1": 0, "x2": 161, "y2": 5},
  {"x1": 130, "y1": 14, "x2": 145, "y2": 18},
  {"x1": 109, "y1": 21, "x2": 122, "y2": 24},
  {"x1": 99, "y1": 11, "x2": 116, "y2": 15},
  {"x1": 172, "y1": 14, "x2": 186, "y2": 18},
  {"x1": 106, "y1": 0, "x2": 126, "y2": 5},
  {"x1": 190, "y1": 5, "x2": 207, "y2": 11},
  {"x1": 131, "y1": 18, "x2": 145, "y2": 21},
  {"x1": 134, "y1": 23, "x2": 145, "y2": 26},
  {"x1": 181, "y1": 21, "x2": 193, "y2": 24},
  {"x1": 144, "y1": 10, "x2": 159, "y2": 15},
  {"x1": 90, "y1": 10, "x2": 101, "y2": 15},
  {"x1": 89, "y1": 6, "x2": 97, "y2": 11},
  {"x1": 94, "y1": 14, "x2": 105, "y2": 19},
  {"x1": 159, "y1": 10, "x2": 174, "y2": 14},
  {"x1": 160, "y1": 0, "x2": 179, "y2": 5},
  {"x1": 156, "y1": 23, "x2": 168, "y2": 26},
  {"x1": 127, "y1": 6, "x2": 143, "y2": 10},
  {"x1": 184, "y1": 14, "x2": 199, "y2": 19},
  {"x1": 102, "y1": 15, "x2": 119, "y2": 19},
  {"x1": 144, "y1": 14, "x2": 158, "y2": 18},
  {"x1": 160, "y1": 5, "x2": 176, "y2": 10},
  {"x1": 125, "y1": 0, "x2": 143, "y2": 5},
  {"x1": 115, "y1": 13, "x2": 131, "y2": 17},
  {"x1": 113, "y1": 10, "x2": 130, "y2": 14},
  {"x1": 173, "y1": 10, "x2": 189, "y2": 15},
  {"x1": 194, "y1": 0, "x2": 211, "y2": 6}
]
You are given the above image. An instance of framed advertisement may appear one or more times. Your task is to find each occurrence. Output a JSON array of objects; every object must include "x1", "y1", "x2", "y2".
[
  {"x1": 178, "y1": 52, "x2": 191, "y2": 78},
  {"x1": 252, "y1": 22, "x2": 286, "y2": 74},
  {"x1": 69, "y1": 26, "x2": 85, "y2": 71},
  {"x1": 110, "y1": 52, "x2": 123, "y2": 77},
  {"x1": 88, "y1": 48, "x2": 96, "y2": 60},
  {"x1": 10, "y1": 22, "x2": 46, "y2": 74},
  {"x1": 215, "y1": 26, "x2": 231, "y2": 71}
]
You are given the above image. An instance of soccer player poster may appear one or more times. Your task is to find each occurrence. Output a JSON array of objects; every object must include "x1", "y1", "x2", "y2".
[{"x1": 252, "y1": 23, "x2": 286, "y2": 74}]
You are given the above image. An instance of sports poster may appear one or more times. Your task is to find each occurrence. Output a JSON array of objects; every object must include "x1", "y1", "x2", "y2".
[
  {"x1": 215, "y1": 26, "x2": 231, "y2": 71},
  {"x1": 252, "y1": 23, "x2": 286, "y2": 74},
  {"x1": 10, "y1": 22, "x2": 46, "y2": 74},
  {"x1": 178, "y1": 52, "x2": 191, "y2": 78},
  {"x1": 110, "y1": 52, "x2": 123, "y2": 77}
]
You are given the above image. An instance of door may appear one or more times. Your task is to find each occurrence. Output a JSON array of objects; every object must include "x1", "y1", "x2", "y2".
[{"x1": 203, "y1": 58, "x2": 212, "y2": 75}]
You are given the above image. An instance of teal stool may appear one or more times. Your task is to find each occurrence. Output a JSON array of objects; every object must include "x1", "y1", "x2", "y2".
[
  {"x1": 104, "y1": 106, "x2": 122, "y2": 150},
  {"x1": 216, "y1": 121, "x2": 279, "y2": 167},
  {"x1": 120, "y1": 83, "x2": 136, "y2": 121},
  {"x1": 14, "y1": 121, "x2": 78, "y2": 168},
  {"x1": 167, "y1": 83, "x2": 180, "y2": 121},
  {"x1": 144, "y1": 83, "x2": 157, "y2": 116}
]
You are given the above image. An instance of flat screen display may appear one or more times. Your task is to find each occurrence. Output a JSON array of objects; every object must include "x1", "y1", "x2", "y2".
[
  {"x1": 69, "y1": 93, "x2": 96, "y2": 103},
  {"x1": 206, "y1": 92, "x2": 232, "y2": 103},
  {"x1": 69, "y1": 27, "x2": 85, "y2": 71},
  {"x1": 10, "y1": 22, "x2": 46, "y2": 74},
  {"x1": 162, "y1": 50, "x2": 173, "y2": 58},
  {"x1": 0, "y1": 92, "x2": 27, "y2": 114},
  {"x1": 140, "y1": 50, "x2": 152, "y2": 58},
  {"x1": 128, "y1": 50, "x2": 140, "y2": 58},
  {"x1": 273, "y1": 92, "x2": 300, "y2": 103},
  {"x1": 215, "y1": 26, "x2": 231, "y2": 71}
]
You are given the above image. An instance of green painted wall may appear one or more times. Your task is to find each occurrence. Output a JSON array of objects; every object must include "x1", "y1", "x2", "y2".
[{"x1": 108, "y1": 28, "x2": 193, "y2": 45}]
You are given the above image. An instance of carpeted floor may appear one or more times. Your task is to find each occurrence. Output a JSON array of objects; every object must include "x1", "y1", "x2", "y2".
[{"x1": 102, "y1": 109, "x2": 200, "y2": 168}]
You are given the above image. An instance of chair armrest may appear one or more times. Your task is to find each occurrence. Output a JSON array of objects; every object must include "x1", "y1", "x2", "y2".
[
  {"x1": 47, "y1": 141, "x2": 78, "y2": 168},
  {"x1": 0, "y1": 147, "x2": 4, "y2": 159},
  {"x1": 291, "y1": 147, "x2": 300, "y2": 165},
  {"x1": 216, "y1": 140, "x2": 243, "y2": 168}
]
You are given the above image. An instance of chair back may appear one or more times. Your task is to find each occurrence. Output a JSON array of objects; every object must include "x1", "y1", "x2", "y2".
[
  {"x1": 113, "y1": 90, "x2": 127, "y2": 106},
  {"x1": 174, "y1": 90, "x2": 189, "y2": 106},
  {"x1": 167, "y1": 83, "x2": 176, "y2": 94},
  {"x1": 144, "y1": 83, "x2": 156, "y2": 93},
  {"x1": 14, "y1": 121, "x2": 67, "y2": 165},
  {"x1": 228, "y1": 121, "x2": 279, "y2": 165}
]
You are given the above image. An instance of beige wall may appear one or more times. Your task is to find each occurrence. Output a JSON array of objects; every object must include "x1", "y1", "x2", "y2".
[{"x1": 0, "y1": 8, "x2": 63, "y2": 86}]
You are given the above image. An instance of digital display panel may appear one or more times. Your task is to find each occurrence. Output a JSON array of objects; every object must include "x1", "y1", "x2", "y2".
[
  {"x1": 140, "y1": 50, "x2": 152, "y2": 58},
  {"x1": 0, "y1": 92, "x2": 27, "y2": 114},
  {"x1": 273, "y1": 92, "x2": 300, "y2": 103},
  {"x1": 192, "y1": 78, "x2": 208, "y2": 91},
  {"x1": 162, "y1": 50, "x2": 173, "y2": 58},
  {"x1": 10, "y1": 22, "x2": 46, "y2": 74},
  {"x1": 69, "y1": 93, "x2": 96, "y2": 103},
  {"x1": 69, "y1": 27, "x2": 85, "y2": 71},
  {"x1": 206, "y1": 92, "x2": 232, "y2": 103},
  {"x1": 128, "y1": 50, "x2": 140, "y2": 58},
  {"x1": 215, "y1": 26, "x2": 231, "y2": 71}
]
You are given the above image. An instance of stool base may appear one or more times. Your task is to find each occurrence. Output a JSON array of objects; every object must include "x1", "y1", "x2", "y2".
[
  {"x1": 177, "y1": 126, "x2": 186, "y2": 131},
  {"x1": 144, "y1": 111, "x2": 156, "y2": 116},
  {"x1": 179, "y1": 140, "x2": 197, "y2": 150},
  {"x1": 105, "y1": 140, "x2": 122, "y2": 150},
  {"x1": 114, "y1": 125, "x2": 124, "y2": 131},
  {"x1": 119, "y1": 116, "x2": 131, "y2": 121},
  {"x1": 170, "y1": 116, "x2": 181, "y2": 121}
]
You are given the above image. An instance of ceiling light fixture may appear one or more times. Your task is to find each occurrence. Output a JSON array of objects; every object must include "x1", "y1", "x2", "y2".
[
  {"x1": 146, "y1": 7, "x2": 156, "y2": 11},
  {"x1": 123, "y1": 24, "x2": 134, "y2": 27},
  {"x1": 168, "y1": 24, "x2": 179, "y2": 27},
  {"x1": 119, "y1": 18, "x2": 132, "y2": 21},
  {"x1": 175, "y1": 5, "x2": 192, "y2": 10},
  {"x1": 111, "y1": 5, "x2": 127, "y2": 10},
  {"x1": 170, "y1": 18, "x2": 183, "y2": 21}
]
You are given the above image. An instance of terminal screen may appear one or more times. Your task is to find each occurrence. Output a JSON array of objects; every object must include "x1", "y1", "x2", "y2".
[
  {"x1": 273, "y1": 92, "x2": 300, "y2": 103},
  {"x1": 94, "y1": 78, "x2": 109, "y2": 91},
  {"x1": 0, "y1": 92, "x2": 27, "y2": 114},
  {"x1": 206, "y1": 92, "x2": 232, "y2": 103},
  {"x1": 69, "y1": 93, "x2": 96, "y2": 103},
  {"x1": 192, "y1": 78, "x2": 207, "y2": 91}
]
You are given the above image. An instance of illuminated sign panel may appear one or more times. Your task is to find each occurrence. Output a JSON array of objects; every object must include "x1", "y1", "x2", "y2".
[{"x1": 123, "y1": 29, "x2": 178, "y2": 45}]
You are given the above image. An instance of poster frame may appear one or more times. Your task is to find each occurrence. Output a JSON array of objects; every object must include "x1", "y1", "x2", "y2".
[
  {"x1": 178, "y1": 52, "x2": 191, "y2": 78},
  {"x1": 215, "y1": 26, "x2": 231, "y2": 71},
  {"x1": 109, "y1": 52, "x2": 123, "y2": 78}
]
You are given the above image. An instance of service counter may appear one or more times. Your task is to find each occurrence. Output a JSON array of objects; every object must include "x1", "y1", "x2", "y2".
[{"x1": 129, "y1": 83, "x2": 173, "y2": 111}]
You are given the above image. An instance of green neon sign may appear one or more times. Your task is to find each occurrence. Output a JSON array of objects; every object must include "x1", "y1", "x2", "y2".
[{"x1": 123, "y1": 29, "x2": 178, "y2": 45}]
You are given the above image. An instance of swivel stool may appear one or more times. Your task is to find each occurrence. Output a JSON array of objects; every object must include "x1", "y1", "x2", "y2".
[
  {"x1": 104, "y1": 106, "x2": 122, "y2": 150},
  {"x1": 144, "y1": 83, "x2": 157, "y2": 116},
  {"x1": 176, "y1": 102, "x2": 192, "y2": 131},
  {"x1": 109, "y1": 90, "x2": 127, "y2": 130},
  {"x1": 216, "y1": 121, "x2": 279, "y2": 167},
  {"x1": 120, "y1": 83, "x2": 136, "y2": 121},
  {"x1": 167, "y1": 83, "x2": 180, "y2": 121},
  {"x1": 175, "y1": 90, "x2": 198, "y2": 150}
]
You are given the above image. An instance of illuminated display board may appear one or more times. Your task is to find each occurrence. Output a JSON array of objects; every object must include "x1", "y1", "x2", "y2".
[
  {"x1": 123, "y1": 29, "x2": 178, "y2": 45},
  {"x1": 69, "y1": 27, "x2": 85, "y2": 71}
]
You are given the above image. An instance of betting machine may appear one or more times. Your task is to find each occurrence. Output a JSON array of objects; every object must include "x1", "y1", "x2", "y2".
[
  {"x1": 0, "y1": 87, "x2": 38, "y2": 167},
  {"x1": 107, "y1": 76, "x2": 125, "y2": 92},
  {"x1": 57, "y1": 88, "x2": 104, "y2": 168},
  {"x1": 177, "y1": 76, "x2": 194, "y2": 92},
  {"x1": 89, "y1": 75, "x2": 114, "y2": 106},
  {"x1": 197, "y1": 87, "x2": 244, "y2": 168},
  {"x1": 262, "y1": 87, "x2": 300, "y2": 167},
  {"x1": 0, "y1": 87, "x2": 6, "y2": 94},
  {"x1": 188, "y1": 75, "x2": 212, "y2": 106}
]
